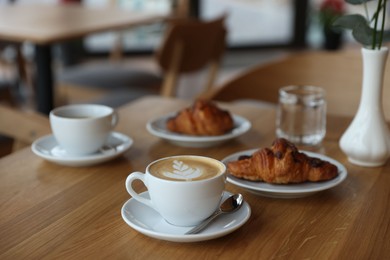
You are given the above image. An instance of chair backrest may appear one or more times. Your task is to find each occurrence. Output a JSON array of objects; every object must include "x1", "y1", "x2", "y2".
[
  {"x1": 0, "y1": 105, "x2": 51, "y2": 151},
  {"x1": 203, "y1": 49, "x2": 390, "y2": 119},
  {"x1": 108, "y1": 0, "x2": 192, "y2": 62},
  {"x1": 156, "y1": 15, "x2": 227, "y2": 97}
]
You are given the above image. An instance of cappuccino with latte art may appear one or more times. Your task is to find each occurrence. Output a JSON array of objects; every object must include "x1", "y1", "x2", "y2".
[
  {"x1": 149, "y1": 156, "x2": 223, "y2": 181},
  {"x1": 126, "y1": 155, "x2": 226, "y2": 226}
]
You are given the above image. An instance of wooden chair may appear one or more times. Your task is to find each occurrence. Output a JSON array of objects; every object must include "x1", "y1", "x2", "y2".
[
  {"x1": 203, "y1": 49, "x2": 390, "y2": 119},
  {"x1": 58, "y1": 15, "x2": 227, "y2": 107},
  {"x1": 107, "y1": 0, "x2": 192, "y2": 62},
  {"x1": 0, "y1": 105, "x2": 51, "y2": 153},
  {"x1": 157, "y1": 15, "x2": 227, "y2": 97}
]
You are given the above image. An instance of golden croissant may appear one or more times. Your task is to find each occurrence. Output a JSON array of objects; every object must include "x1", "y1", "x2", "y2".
[
  {"x1": 228, "y1": 138, "x2": 338, "y2": 184},
  {"x1": 166, "y1": 99, "x2": 234, "y2": 136}
]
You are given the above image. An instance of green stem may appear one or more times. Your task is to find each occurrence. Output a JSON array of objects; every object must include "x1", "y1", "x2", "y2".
[
  {"x1": 372, "y1": 0, "x2": 383, "y2": 49},
  {"x1": 379, "y1": 0, "x2": 387, "y2": 49}
]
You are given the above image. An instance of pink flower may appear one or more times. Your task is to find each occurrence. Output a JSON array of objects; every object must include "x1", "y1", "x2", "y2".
[
  {"x1": 319, "y1": 0, "x2": 346, "y2": 29},
  {"x1": 320, "y1": 0, "x2": 346, "y2": 15}
]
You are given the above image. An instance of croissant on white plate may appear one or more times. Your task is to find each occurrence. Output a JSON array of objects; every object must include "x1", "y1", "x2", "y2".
[
  {"x1": 227, "y1": 138, "x2": 339, "y2": 184},
  {"x1": 166, "y1": 99, "x2": 234, "y2": 136}
]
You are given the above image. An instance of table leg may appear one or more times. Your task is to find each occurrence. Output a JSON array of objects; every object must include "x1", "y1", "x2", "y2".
[{"x1": 34, "y1": 44, "x2": 54, "y2": 115}]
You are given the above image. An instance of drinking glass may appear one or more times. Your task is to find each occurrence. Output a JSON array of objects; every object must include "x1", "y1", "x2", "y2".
[{"x1": 276, "y1": 85, "x2": 326, "y2": 146}]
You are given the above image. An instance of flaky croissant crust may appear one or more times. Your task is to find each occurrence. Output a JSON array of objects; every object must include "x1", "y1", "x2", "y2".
[
  {"x1": 228, "y1": 138, "x2": 338, "y2": 184},
  {"x1": 166, "y1": 99, "x2": 234, "y2": 136}
]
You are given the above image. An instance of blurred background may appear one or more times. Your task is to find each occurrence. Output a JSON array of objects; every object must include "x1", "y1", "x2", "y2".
[
  {"x1": 0, "y1": 0, "x2": 369, "y2": 66},
  {"x1": 0, "y1": 0, "x2": 380, "y2": 104},
  {"x1": 0, "y1": 0, "x2": 384, "y2": 156}
]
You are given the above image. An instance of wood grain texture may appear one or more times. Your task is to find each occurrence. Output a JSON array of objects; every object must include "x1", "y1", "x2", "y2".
[
  {"x1": 0, "y1": 96, "x2": 389, "y2": 259},
  {"x1": 205, "y1": 47, "x2": 390, "y2": 120},
  {"x1": 0, "y1": 4, "x2": 165, "y2": 44}
]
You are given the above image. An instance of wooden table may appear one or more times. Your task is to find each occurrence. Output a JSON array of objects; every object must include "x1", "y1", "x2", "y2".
[
  {"x1": 205, "y1": 48, "x2": 390, "y2": 120},
  {"x1": 0, "y1": 96, "x2": 389, "y2": 259},
  {"x1": 0, "y1": 3, "x2": 165, "y2": 114}
]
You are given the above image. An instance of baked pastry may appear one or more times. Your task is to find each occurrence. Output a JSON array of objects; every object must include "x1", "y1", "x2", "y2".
[
  {"x1": 166, "y1": 99, "x2": 234, "y2": 136},
  {"x1": 227, "y1": 138, "x2": 338, "y2": 184}
]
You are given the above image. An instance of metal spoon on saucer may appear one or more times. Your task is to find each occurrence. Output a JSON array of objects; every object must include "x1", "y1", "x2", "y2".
[{"x1": 185, "y1": 193, "x2": 244, "y2": 235}]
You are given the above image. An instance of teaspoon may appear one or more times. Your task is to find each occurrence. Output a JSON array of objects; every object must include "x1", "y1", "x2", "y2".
[{"x1": 185, "y1": 193, "x2": 244, "y2": 235}]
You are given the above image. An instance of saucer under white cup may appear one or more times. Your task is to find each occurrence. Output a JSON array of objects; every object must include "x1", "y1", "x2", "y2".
[
  {"x1": 50, "y1": 104, "x2": 118, "y2": 156},
  {"x1": 121, "y1": 191, "x2": 251, "y2": 242},
  {"x1": 31, "y1": 131, "x2": 133, "y2": 167}
]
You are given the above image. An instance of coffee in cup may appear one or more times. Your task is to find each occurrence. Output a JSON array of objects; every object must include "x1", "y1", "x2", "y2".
[
  {"x1": 148, "y1": 156, "x2": 222, "y2": 181},
  {"x1": 126, "y1": 155, "x2": 226, "y2": 226},
  {"x1": 50, "y1": 104, "x2": 118, "y2": 155}
]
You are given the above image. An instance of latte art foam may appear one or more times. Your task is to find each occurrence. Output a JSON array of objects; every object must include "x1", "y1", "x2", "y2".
[
  {"x1": 163, "y1": 160, "x2": 202, "y2": 180},
  {"x1": 149, "y1": 157, "x2": 223, "y2": 181}
]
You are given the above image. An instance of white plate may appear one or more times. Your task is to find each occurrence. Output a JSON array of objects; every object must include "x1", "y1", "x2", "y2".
[
  {"x1": 121, "y1": 191, "x2": 251, "y2": 243},
  {"x1": 31, "y1": 132, "x2": 133, "y2": 167},
  {"x1": 146, "y1": 113, "x2": 251, "y2": 148},
  {"x1": 222, "y1": 149, "x2": 348, "y2": 199}
]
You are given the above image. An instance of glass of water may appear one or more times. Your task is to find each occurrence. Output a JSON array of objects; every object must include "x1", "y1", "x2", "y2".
[{"x1": 276, "y1": 85, "x2": 326, "y2": 146}]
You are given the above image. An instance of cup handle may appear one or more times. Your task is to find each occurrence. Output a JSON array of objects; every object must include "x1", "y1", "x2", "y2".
[
  {"x1": 125, "y1": 172, "x2": 154, "y2": 209},
  {"x1": 111, "y1": 111, "x2": 119, "y2": 128}
]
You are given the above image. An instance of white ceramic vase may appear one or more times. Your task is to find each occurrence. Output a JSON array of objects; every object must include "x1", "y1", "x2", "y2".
[{"x1": 339, "y1": 47, "x2": 390, "y2": 167}]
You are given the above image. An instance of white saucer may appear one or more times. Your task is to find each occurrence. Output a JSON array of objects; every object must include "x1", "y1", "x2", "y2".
[
  {"x1": 121, "y1": 191, "x2": 251, "y2": 243},
  {"x1": 146, "y1": 113, "x2": 251, "y2": 148},
  {"x1": 222, "y1": 149, "x2": 348, "y2": 199},
  {"x1": 31, "y1": 132, "x2": 133, "y2": 167}
]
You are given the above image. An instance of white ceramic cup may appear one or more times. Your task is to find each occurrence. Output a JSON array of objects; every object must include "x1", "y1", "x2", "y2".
[
  {"x1": 126, "y1": 155, "x2": 226, "y2": 226},
  {"x1": 50, "y1": 104, "x2": 118, "y2": 155}
]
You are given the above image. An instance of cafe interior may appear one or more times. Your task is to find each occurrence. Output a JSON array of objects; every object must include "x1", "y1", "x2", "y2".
[{"x1": 1, "y1": 0, "x2": 390, "y2": 259}]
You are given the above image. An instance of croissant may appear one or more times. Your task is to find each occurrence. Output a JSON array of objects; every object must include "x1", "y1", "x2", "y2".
[
  {"x1": 228, "y1": 138, "x2": 338, "y2": 184},
  {"x1": 166, "y1": 99, "x2": 234, "y2": 136}
]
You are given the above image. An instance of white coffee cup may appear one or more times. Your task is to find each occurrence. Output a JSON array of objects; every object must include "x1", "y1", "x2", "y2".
[
  {"x1": 126, "y1": 155, "x2": 226, "y2": 226},
  {"x1": 50, "y1": 104, "x2": 118, "y2": 155}
]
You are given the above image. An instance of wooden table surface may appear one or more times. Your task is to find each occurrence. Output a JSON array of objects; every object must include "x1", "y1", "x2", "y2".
[
  {"x1": 1, "y1": 96, "x2": 389, "y2": 259},
  {"x1": 205, "y1": 47, "x2": 390, "y2": 120},
  {"x1": 0, "y1": 3, "x2": 165, "y2": 44},
  {"x1": 0, "y1": 3, "x2": 165, "y2": 114}
]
